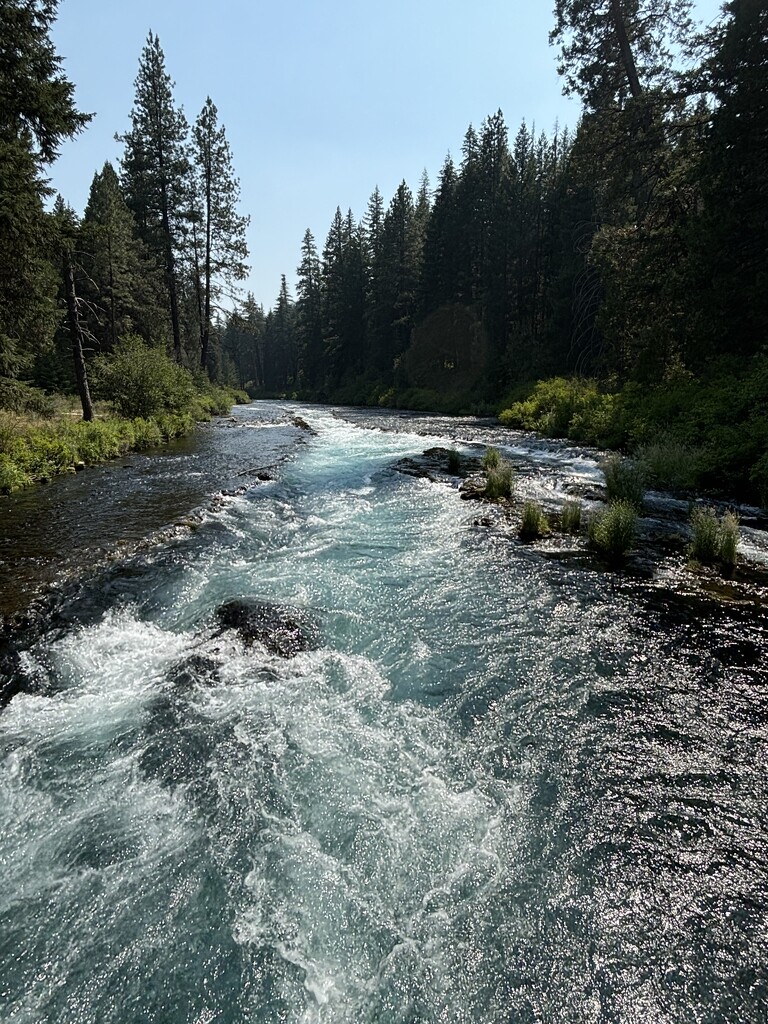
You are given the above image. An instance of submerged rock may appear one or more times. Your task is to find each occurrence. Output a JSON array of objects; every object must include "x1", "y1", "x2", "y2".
[
  {"x1": 168, "y1": 654, "x2": 220, "y2": 690},
  {"x1": 215, "y1": 598, "x2": 320, "y2": 657},
  {"x1": 393, "y1": 447, "x2": 480, "y2": 482},
  {"x1": 291, "y1": 415, "x2": 316, "y2": 434}
]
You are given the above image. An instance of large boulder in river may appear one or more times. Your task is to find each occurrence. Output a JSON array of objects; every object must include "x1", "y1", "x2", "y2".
[
  {"x1": 215, "y1": 598, "x2": 320, "y2": 657},
  {"x1": 392, "y1": 447, "x2": 481, "y2": 482}
]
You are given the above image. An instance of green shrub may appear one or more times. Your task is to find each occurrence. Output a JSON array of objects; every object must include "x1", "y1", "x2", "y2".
[
  {"x1": 498, "y1": 376, "x2": 624, "y2": 446},
  {"x1": 482, "y1": 446, "x2": 501, "y2": 470},
  {"x1": 520, "y1": 500, "x2": 549, "y2": 540},
  {"x1": 602, "y1": 455, "x2": 645, "y2": 510},
  {"x1": 560, "y1": 500, "x2": 582, "y2": 534},
  {"x1": 447, "y1": 448, "x2": 461, "y2": 474},
  {"x1": 484, "y1": 460, "x2": 515, "y2": 500},
  {"x1": 0, "y1": 378, "x2": 56, "y2": 417},
  {"x1": 0, "y1": 453, "x2": 30, "y2": 493},
  {"x1": 132, "y1": 418, "x2": 164, "y2": 448},
  {"x1": 588, "y1": 500, "x2": 637, "y2": 562},
  {"x1": 635, "y1": 436, "x2": 701, "y2": 491},
  {"x1": 689, "y1": 506, "x2": 740, "y2": 570},
  {"x1": 92, "y1": 338, "x2": 196, "y2": 419}
]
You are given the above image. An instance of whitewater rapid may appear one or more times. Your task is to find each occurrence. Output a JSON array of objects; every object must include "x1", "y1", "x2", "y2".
[{"x1": 1, "y1": 403, "x2": 766, "y2": 1023}]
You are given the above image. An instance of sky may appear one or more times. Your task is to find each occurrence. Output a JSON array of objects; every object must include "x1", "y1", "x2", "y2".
[{"x1": 47, "y1": 0, "x2": 724, "y2": 311}]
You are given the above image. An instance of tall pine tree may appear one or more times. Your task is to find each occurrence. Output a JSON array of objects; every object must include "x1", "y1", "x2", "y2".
[
  {"x1": 0, "y1": 0, "x2": 90, "y2": 379},
  {"x1": 80, "y1": 161, "x2": 165, "y2": 350},
  {"x1": 119, "y1": 32, "x2": 190, "y2": 362},
  {"x1": 190, "y1": 97, "x2": 249, "y2": 372}
]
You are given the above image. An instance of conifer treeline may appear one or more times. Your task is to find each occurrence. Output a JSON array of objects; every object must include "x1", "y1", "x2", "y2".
[
  {"x1": 233, "y1": 117, "x2": 582, "y2": 402},
  {"x1": 1, "y1": 0, "x2": 766, "y2": 418},
  {"x1": 221, "y1": 0, "x2": 765, "y2": 407},
  {"x1": 1, "y1": 10, "x2": 249, "y2": 413}
]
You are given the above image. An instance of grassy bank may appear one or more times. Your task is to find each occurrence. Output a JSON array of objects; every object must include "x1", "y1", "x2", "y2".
[
  {"x1": 497, "y1": 357, "x2": 768, "y2": 507},
  {"x1": 0, "y1": 382, "x2": 248, "y2": 495}
]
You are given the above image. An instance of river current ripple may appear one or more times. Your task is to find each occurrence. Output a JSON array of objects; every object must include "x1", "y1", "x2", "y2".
[{"x1": 1, "y1": 402, "x2": 766, "y2": 1023}]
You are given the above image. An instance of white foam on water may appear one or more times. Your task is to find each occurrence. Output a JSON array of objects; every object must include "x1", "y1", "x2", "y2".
[{"x1": 2, "y1": 403, "x2": 766, "y2": 1023}]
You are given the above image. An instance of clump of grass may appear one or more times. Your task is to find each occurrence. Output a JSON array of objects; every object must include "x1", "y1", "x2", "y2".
[
  {"x1": 0, "y1": 453, "x2": 30, "y2": 492},
  {"x1": 482, "y1": 446, "x2": 502, "y2": 470},
  {"x1": 484, "y1": 460, "x2": 515, "y2": 500},
  {"x1": 719, "y1": 512, "x2": 740, "y2": 569},
  {"x1": 689, "y1": 506, "x2": 739, "y2": 570},
  {"x1": 560, "y1": 500, "x2": 582, "y2": 534},
  {"x1": 519, "y1": 500, "x2": 549, "y2": 540},
  {"x1": 635, "y1": 436, "x2": 700, "y2": 491},
  {"x1": 588, "y1": 500, "x2": 637, "y2": 562},
  {"x1": 602, "y1": 455, "x2": 645, "y2": 510},
  {"x1": 447, "y1": 448, "x2": 461, "y2": 474}
]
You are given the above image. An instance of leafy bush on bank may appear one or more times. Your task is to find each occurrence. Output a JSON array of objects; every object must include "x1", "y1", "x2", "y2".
[
  {"x1": 0, "y1": 341, "x2": 248, "y2": 494},
  {"x1": 499, "y1": 377, "x2": 624, "y2": 448},
  {"x1": 497, "y1": 356, "x2": 768, "y2": 506}
]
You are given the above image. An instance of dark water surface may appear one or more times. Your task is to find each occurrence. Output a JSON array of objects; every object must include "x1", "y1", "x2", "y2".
[{"x1": 1, "y1": 402, "x2": 766, "y2": 1023}]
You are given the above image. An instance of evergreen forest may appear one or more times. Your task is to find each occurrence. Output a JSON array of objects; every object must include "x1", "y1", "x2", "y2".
[{"x1": 0, "y1": 0, "x2": 766, "y2": 503}]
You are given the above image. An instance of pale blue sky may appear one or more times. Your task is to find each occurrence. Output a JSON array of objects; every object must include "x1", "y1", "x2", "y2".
[{"x1": 48, "y1": 0, "x2": 723, "y2": 310}]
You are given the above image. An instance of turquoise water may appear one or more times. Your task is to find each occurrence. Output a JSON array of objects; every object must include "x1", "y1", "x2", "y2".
[{"x1": 1, "y1": 404, "x2": 766, "y2": 1023}]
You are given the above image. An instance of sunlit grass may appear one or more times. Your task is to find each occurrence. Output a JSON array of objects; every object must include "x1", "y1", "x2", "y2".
[
  {"x1": 519, "y1": 500, "x2": 549, "y2": 540},
  {"x1": 689, "y1": 506, "x2": 739, "y2": 571},
  {"x1": 588, "y1": 500, "x2": 637, "y2": 563},
  {"x1": 560, "y1": 500, "x2": 582, "y2": 534}
]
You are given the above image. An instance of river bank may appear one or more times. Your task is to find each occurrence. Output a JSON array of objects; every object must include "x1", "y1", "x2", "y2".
[
  {"x1": 0, "y1": 382, "x2": 249, "y2": 495},
  {"x1": 276, "y1": 354, "x2": 768, "y2": 509}
]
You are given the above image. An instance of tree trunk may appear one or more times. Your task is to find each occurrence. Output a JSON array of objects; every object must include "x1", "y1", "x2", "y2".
[
  {"x1": 610, "y1": 0, "x2": 643, "y2": 100},
  {"x1": 201, "y1": 159, "x2": 213, "y2": 373},
  {"x1": 63, "y1": 249, "x2": 94, "y2": 422}
]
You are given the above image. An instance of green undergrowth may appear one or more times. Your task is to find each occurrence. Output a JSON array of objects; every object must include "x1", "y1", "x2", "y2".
[
  {"x1": 1, "y1": 342, "x2": 248, "y2": 493},
  {"x1": 0, "y1": 412, "x2": 190, "y2": 493},
  {"x1": 498, "y1": 356, "x2": 768, "y2": 506}
]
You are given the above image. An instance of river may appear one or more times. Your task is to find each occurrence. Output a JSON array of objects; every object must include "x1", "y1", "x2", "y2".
[{"x1": 1, "y1": 402, "x2": 766, "y2": 1023}]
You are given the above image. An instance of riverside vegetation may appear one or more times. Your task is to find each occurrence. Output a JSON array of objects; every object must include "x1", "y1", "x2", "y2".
[
  {"x1": 469, "y1": 441, "x2": 742, "y2": 576},
  {"x1": 1, "y1": 3, "x2": 765, "y2": 512},
  {"x1": 498, "y1": 369, "x2": 768, "y2": 508},
  {"x1": 0, "y1": 344, "x2": 247, "y2": 493}
]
